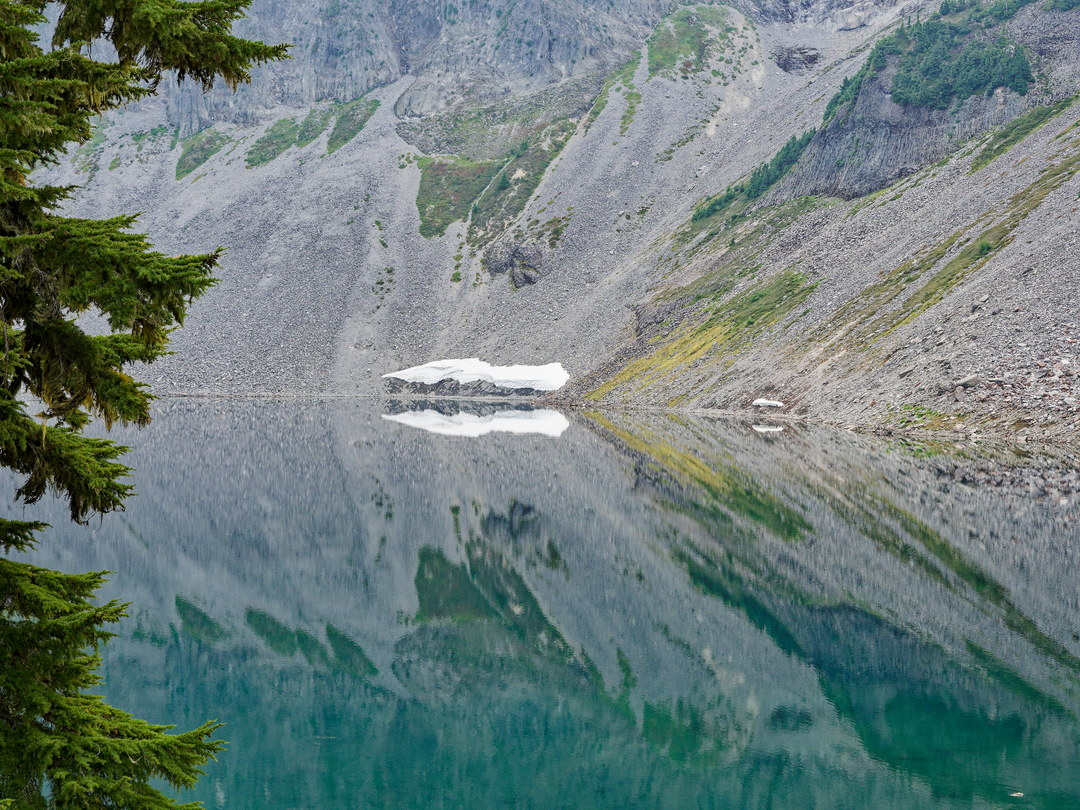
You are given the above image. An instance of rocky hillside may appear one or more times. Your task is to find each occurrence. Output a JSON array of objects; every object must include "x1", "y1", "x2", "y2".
[{"x1": 43, "y1": 0, "x2": 1080, "y2": 440}]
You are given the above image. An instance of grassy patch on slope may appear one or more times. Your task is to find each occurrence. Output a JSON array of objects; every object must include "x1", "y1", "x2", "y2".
[
  {"x1": 971, "y1": 97, "x2": 1075, "y2": 171},
  {"x1": 647, "y1": 6, "x2": 733, "y2": 79},
  {"x1": 176, "y1": 128, "x2": 229, "y2": 179},
  {"x1": 812, "y1": 145, "x2": 1080, "y2": 350},
  {"x1": 467, "y1": 119, "x2": 575, "y2": 245},
  {"x1": 590, "y1": 271, "x2": 817, "y2": 400},
  {"x1": 296, "y1": 107, "x2": 334, "y2": 147},
  {"x1": 246, "y1": 117, "x2": 299, "y2": 167},
  {"x1": 242, "y1": 98, "x2": 380, "y2": 168},
  {"x1": 583, "y1": 54, "x2": 640, "y2": 132},
  {"x1": 328, "y1": 97, "x2": 380, "y2": 153},
  {"x1": 416, "y1": 156, "x2": 503, "y2": 238}
]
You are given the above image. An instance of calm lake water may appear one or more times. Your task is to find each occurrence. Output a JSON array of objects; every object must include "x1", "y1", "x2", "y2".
[{"x1": 12, "y1": 399, "x2": 1080, "y2": 809}]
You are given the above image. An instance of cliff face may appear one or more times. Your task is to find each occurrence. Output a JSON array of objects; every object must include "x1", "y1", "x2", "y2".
[
  {"x1": 163, "y1": 0, "x2": 678, "y2": 130},
  {"x1": 41, "y1": 0, "x2": 1080, "y2": 439},
  {"x1": 161, "y1": 0, "x2": 897, "y2": 131},
  {"x1": 164, "y1": 0, "x2": 401, "y2": 133},
  {"x1": 777, "y1": 4, "x2": 1080, "y2": 199}
]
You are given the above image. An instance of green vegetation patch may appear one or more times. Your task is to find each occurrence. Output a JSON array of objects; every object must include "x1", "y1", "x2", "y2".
[
  {"x1": 971, "y1": 96, "x2": 1075, "y2": 171},
  {"x1": 620, "y1": 89, "x2": 642, "y2": 135},
  {"x1": 295, "y1": 629, "x2": 330, "y2": 668},
  {"x1": 693, "y1": 130, "x2": 815, "y2": 221},
  {"x1": 246, "y1": 117, "x2": 299, "y2": 167},
  {"x1": 73, "y1": 124, "x2": 107, "y2": 175},
  {"x1": 399, "y1": 75, "x2": 598, "y2": 158},
  {"x1": 674, "y1": 550, "x2": 802, "y2": 657},
  {"x1": 327, "y1": 97, "x2": 380, "y2": 153},
  {"x1": 296, "y1": 107, "x2": 334, "y2": 147},
  {"x1": 1047, "y1": 0, "x2": 1080, "y2": 9},
  {"x1": 583, "y1": 54, "x2": 640, "y2": 132},
  {"x1": 467, "y1": 119, "x2": 575, "y2": 245},
  {"x1": 647, "y1": 6, "x2": 732, "y2": 79},
  {"x1": 965, "y1": 642, "x2": 1070, "y2": 715},
  {"x1": 416, "y1": 155, "x2": 502, "y2": 238},
  {"x1": 642, "y1": 699, "x2": 731, "y2": 764},
  {"x1": 824, "y1": 5, "x2": 1035, "y2": 122},
  {"x1": 414, "y1": 547, "x2": 500, "y2": 622},
  {"x1": 884, "y1": 403, "x2": 954, "y2": 430},
  {"x1": 244, "y1": 101, "x2": 374, "y2": 168},
  {"x1": 245, "y1": 608, "x2": 299, "y2": 656},
  {"x1": 176, "y1": 128, "x2": 229, "y2": 179},
  {"x1": 590, "y1": 271, "x2": 816, "y2": 400},
  {"x1": 131, "y1": 125, "x2": 168, "y2": 145}
]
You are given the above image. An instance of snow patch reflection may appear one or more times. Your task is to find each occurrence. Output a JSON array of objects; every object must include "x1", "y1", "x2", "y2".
[{"x1": 382, "y1": 407, "x2": 569, "y2": 438}]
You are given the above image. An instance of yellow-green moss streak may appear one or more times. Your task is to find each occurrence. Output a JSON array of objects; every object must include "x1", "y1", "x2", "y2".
[
  {"x1": 814, "y1": 143, "x2": 1080, "y2": 351},
  {"x1": 970, "y1": 96, "x2": 1075, "y2": 172},
  {"x1": 590, "y1": 271, "x2": 816, "y2": 400},
  {"x1": 873, "y1": 146, "x2": 1080, "y2": 337}
]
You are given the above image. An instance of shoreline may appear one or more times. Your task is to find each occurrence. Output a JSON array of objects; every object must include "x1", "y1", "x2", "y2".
[{"x1": 148, "y1": 389, "x2": 1080, "y2": 448}]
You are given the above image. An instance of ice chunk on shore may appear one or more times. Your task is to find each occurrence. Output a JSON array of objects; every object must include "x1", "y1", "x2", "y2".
[
  {"x1": 382, "y1": 359, "x2": 569, "y2": 391},
  {"x1": 382, "y1": 409, "x2": 569, "y2": 437}
]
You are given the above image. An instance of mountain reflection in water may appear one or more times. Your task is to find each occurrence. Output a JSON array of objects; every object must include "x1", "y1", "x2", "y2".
[{"x1": 10, "y1": 399, "x2": 1080, "y2": 809}]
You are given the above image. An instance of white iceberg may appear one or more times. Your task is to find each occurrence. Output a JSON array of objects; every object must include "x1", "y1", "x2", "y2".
[
  {"x1": 382, "y1": 358, "x2": 569, "y2": 391},
  {"x1": 381, "y1": 408, "x2": 570, "y2": 438}
]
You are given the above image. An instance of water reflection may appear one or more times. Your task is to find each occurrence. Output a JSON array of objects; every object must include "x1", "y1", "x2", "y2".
[
  {"x1": 382, "y1": 400, "x2": 569, "y2": 437},
  {"x1": 9, "y1": 400, "x2": 1080, "y2": 809}
]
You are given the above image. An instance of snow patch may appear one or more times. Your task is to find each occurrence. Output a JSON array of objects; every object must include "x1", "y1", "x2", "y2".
[
  {"x1": 752, "y1": 398, "x2": 785, "y2": 408},
  {"x1": 381, "y1": 409, "x2": 569, "y2": 438},
  {"x1": 382, "y1": 359, "x2": 569, "y2": 391}
]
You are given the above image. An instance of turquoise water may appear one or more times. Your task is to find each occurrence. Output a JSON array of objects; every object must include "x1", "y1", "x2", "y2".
[{"x1": 15, "y1": 400, "x2": 1080, "y2": 809}]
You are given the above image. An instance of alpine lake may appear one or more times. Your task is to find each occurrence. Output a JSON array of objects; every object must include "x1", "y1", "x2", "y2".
[{"x1": 11, "y1": 398, "x2": 1080, "y2": 809}]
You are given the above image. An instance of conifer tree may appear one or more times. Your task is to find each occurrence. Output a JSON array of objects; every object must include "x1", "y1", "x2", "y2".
[{"x1": 0, "y1": 1, "x2": 286, "y2": 806}]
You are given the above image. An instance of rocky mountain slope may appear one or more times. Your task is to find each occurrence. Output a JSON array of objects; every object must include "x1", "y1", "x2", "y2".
[{"x1": 43, "y1": 0, "x2": 1080, "y2": 440}]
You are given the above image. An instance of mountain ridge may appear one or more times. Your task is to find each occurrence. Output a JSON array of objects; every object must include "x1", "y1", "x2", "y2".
[{"x1": 43, "y1": 0, "x2": 1080, "y2": 441}]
